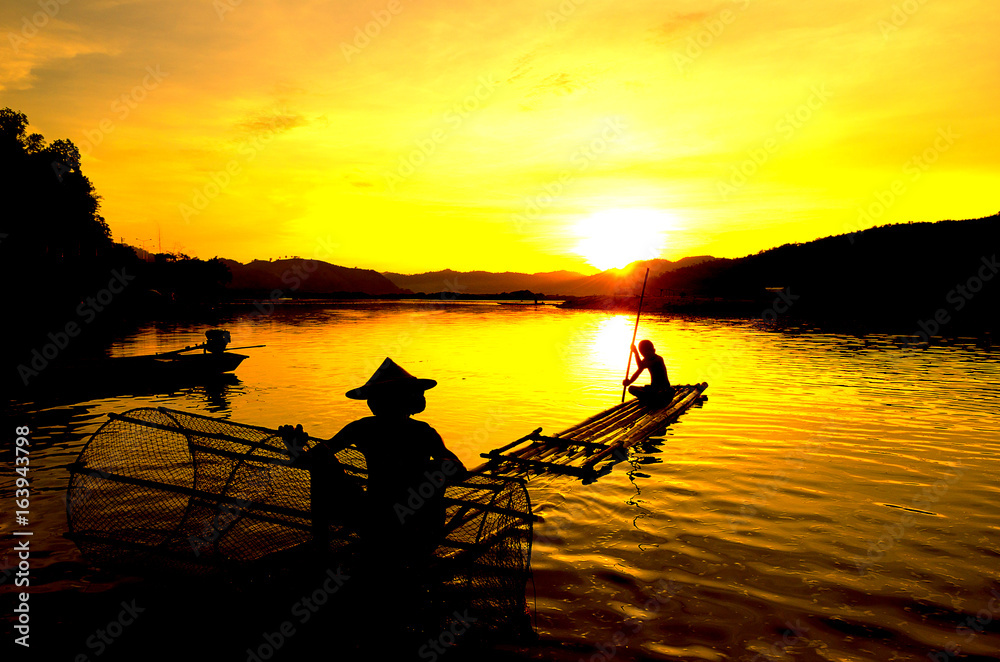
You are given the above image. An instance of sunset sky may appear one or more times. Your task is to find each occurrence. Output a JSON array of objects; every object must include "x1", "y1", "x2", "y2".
[{"x1": 3, "y1": 0, "x2": 998, "y2": 274}]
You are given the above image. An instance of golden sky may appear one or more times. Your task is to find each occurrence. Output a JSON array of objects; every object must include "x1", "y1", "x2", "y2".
[{"x1": 3, "y1": 0, "x2": 998, "y2": 273}]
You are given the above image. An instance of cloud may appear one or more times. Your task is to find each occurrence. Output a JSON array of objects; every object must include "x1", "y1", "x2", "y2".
[
  {"x1": 344, "y1": 172, "x2": 375, "y2": 188},
  {"x1": 0, "y1": 26, "x2": 119, "y2": 92},
  {"x1": 235, "y1": 110, "x2": 308, "y2": 137}
]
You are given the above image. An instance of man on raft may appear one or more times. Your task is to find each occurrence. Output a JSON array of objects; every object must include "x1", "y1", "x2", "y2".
[{"x1": 622, "y1": 339, "x2": 674, "y2": 401}]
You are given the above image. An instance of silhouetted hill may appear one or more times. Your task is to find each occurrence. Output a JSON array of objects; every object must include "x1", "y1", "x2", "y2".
[
  {"x1": 379, "y1": 269, "x2": 580, "y2": 295},
  {"x1": 221, "y1": 258, "x2": 409, "y2": 295},
  {"x1": 570, "y1": 256, "x2": 715, "y2": 296},
  {"x1": 382, "y1": 256, "x2": 714, "y2": 296},
  {"x1": 646, "y1": 215, "x2": 1000, "y2": 331}
]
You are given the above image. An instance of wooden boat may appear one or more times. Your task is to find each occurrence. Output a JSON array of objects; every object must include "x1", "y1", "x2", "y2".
[
  {"x1": 101, "y1": 350, "x2": 249, "y2": 378},
  {"x1": 475, "y1": 382, "x2": 709, "y2": 481},
  {"x1": 93, "y1": 330, "x2": 261, "y2": 381}
]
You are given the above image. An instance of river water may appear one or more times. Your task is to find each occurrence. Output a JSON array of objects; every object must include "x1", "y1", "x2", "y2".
[{"x1": 3, "y1": 302, "x2": 999, "y2": 661}]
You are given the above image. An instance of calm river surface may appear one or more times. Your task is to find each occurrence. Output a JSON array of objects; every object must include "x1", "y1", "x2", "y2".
[{"x1": 4, "y1": 302, "x2": 1000, "y2": 661}]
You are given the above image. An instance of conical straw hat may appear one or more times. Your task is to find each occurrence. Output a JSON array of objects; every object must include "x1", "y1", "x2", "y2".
[{"x1": 345, "y1": 358, "x2": 437, "y2": 400}]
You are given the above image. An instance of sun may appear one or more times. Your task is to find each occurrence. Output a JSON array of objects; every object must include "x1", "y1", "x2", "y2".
[{"x1": 573, "y1": 209, "x2": 672, "y2": 270}]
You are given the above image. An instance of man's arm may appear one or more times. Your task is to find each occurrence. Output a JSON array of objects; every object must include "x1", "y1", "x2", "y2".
[
  {"x1": 279, "y1": 420, "x2": 362, "y2": 467},
  {"x1": 327, "y1": 423, "x2": 354, "y2": 450},
  {"x1": 623, "y1": 357, "x2": 647, "y2": 386},
  {"x1": 429, "y1": 429, "x2": 469, "y2": 478}
]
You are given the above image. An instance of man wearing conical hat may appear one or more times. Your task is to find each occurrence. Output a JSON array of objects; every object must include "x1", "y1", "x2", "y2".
[{"x1": 282, "y1": 358, "x2": 467, "y2": 564}]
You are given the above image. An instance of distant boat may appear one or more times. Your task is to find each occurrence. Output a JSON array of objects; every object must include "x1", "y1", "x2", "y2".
[
  {"x1": 90, "y1": 330, "x2": 262, "y2": 382},
  {"x1": 495, "y1": 301, "x2": 555, "y2": 306},
  {"x1": 102, "y1": 350, "x2": 249, "y2": 378}
]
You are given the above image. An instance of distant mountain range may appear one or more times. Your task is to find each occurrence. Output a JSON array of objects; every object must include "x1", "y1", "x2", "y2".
[
  {"x1": 219, "y1": 258, "x2": 407, "y2": 295},
  {"x1": 220, "y1": 256, "x2": 716, "y2": 297},
  {"x1": 218, "y1": 212, "x2": 1000, "y2": 334},
  {"x1": 381, "y1": 257, "x2": 715, "y2": 296}
]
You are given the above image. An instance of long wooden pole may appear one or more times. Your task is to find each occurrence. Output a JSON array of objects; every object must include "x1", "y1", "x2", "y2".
[
  {"x1": 621, "y1": 267, "x2": 650, "y2": 403},
  {"x1": 154, "y1": 343, "x2": 266, "y2": 357}
]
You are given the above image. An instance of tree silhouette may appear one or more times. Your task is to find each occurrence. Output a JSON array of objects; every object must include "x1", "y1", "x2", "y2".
[
  {"x1": 2, "y1": 108, "x2": 240, "y2": 387},
  {"x1": 2, "y1": 107, "x2": 130, "y2": 331}
]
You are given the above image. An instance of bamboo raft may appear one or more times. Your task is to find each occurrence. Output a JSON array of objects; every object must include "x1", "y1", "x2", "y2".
[{"x1": 475, "y1": 382, "x2": 709, "y2": 482}]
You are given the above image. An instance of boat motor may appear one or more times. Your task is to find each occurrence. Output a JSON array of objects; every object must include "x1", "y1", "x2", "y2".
[{"x1": 204, "y1": 329, "x2": 231, "y2": 354}]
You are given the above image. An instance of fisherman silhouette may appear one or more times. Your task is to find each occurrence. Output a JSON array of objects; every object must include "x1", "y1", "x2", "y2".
[
  {"x1": 280, "y1": 358, "x2": 468, "y2": 565},
  {"x1": 622, "y1": 339, "x2": 674, "y2": 401}
]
